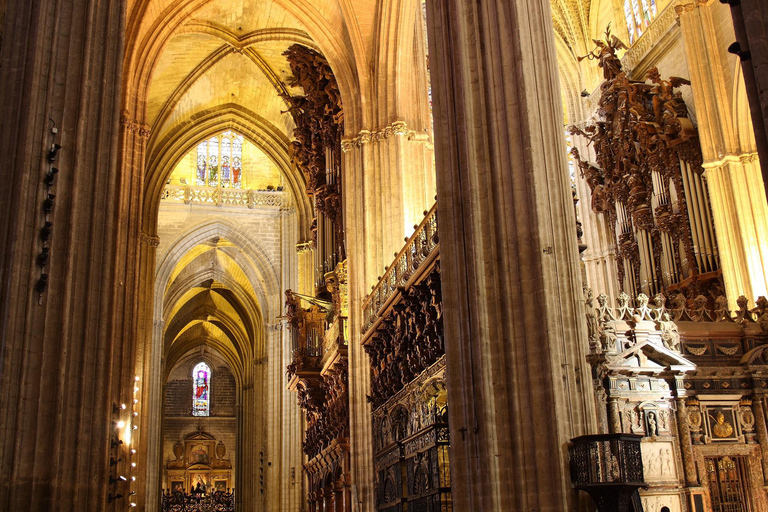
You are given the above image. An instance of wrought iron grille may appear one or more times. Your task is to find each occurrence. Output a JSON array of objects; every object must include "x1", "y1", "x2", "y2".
[{"x1": 706, "y1": 455, "x2": 755, "y2": 512}]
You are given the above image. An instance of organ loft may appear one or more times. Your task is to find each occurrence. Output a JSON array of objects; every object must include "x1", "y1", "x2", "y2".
[{"x1": 1, "y1": 0, "x2": 768, "y2": 511}]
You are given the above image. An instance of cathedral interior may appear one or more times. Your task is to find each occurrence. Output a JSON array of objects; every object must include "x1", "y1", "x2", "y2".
[{"x1": 1, "y1": 0, "x2": 768, "y2": 511}]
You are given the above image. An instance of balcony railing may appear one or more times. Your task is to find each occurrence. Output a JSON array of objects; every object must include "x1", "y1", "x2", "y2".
[
  {"x1": 361, "y1": 203, "x2": 438, "y2": 335},
  {"x1": 161, "y1": 185, "x2": 285, "y2": 208}
]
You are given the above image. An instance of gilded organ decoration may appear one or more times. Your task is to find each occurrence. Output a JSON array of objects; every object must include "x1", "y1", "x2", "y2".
[{"x1": 571, "y1": 29, "x2": 720, "y2": 298}]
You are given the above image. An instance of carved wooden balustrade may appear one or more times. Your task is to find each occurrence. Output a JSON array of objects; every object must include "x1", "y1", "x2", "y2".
[
  {"x1": 584, "y1": 289, "x2": 768, "y2": 362},
  {"x1": 362, "y1": 203, "x2": 438, "y2": 337},
  {"x1": 362, "y1": 205, "x2": 452, "y2": 512}
]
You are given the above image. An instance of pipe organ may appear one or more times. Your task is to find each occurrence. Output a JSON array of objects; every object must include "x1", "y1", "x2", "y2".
[
  {"x1": 281, "y1": 45, "x2": 351, "y2": 512},
  {"x1": 570, "y1": 30, "x2": 721, "y2": 300}
]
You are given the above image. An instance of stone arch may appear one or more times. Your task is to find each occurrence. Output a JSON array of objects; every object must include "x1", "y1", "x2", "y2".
[
  {"x1": 733, "y1": 61, "x2": 757, "y2": 154},
  {"x1": 142, "y1": 104, "x2": 311, "y2": 237},
  {"x1": 155, "y1": 218, "x2": 282, "y2": 320}
]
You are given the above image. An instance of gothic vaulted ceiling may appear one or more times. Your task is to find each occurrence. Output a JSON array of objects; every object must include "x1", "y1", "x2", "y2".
[{"x1": 141, "y1": 0, "x2": 318, "y2": 146}]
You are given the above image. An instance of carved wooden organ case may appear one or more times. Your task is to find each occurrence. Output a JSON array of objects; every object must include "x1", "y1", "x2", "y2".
[
  {"x1": 283, "y1": 44, "x2": 345, "y2": 288},
  {"x1": 285, "y1": 261, "x2": 350, "y2": 512},
  {"x1": 570, "y1": 32, "x2": 721, "y2": 299},
  {"x1": 281, "y1": 44, "x2": 351, "y2": 512},
  {"x1": 363, "y1": 248, "x2": 452, "y2": 512}
]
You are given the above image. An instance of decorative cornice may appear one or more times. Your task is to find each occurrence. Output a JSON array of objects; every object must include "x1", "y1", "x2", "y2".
[
  {"x1": 341, "y1": 121, "x2": 430, "y2": 152},
  {"x1": 139, "y1": 231, "x2": 160, "y2": 247},
  {"x1": 701, "y1": 152, "x2": 759, "y2": 170}
]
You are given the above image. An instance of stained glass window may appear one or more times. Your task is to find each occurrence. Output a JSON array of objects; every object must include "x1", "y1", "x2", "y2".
[
  {"x1": 194, "y1": 132, "x2": 245, "y2": 188},
  {"x1": 192, "y1": 362, "x2": 211, "y2": 417},
  {"x1": 624, "y1": 0, "x2": 658, "y2": 45},
  {"x1": 208, "y1": 137, "x2": 219, "y2": 186},
  {"x1": 221, "y1": 135, "x2": 231, "y2": 187},
  {"x1": 232, "y1": 136, "x2": 243, "y2": 188},
  {"x1": 196, "y1": 141, "x2": 207, "y2": 186}
]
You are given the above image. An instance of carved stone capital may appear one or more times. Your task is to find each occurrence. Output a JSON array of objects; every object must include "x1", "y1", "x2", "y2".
[
  {"x1": 296, "y1": 241, "x2": 314, "y2": 254},
  {"x1": 341, "y1": 121, "x2": 420, "y2": 152}
]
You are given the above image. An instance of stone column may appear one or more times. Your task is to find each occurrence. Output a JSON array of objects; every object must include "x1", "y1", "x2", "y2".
[
  {"x1": 0, "y1": 0, "x2": 132, "y2": 511},
  {"x1": 677, "y1": 0, "x2": 768, "y2": 307},
  {"x1": 752, "y1": 396, "x2": 768, "y2": 485},
  {"x1": 342, "y1": 144, "x2": 375, "y2": 511},
  {"x1": 425, "y1": 0, "x2": 597, "y2": 510},
  {"x1": 608, "y1": 397, "x2": 622, "y2": 434},
  {"x1": 675, "y1": 398, "x2": 700, "y2": 486},
  {"x1": 723, "y1": 0, "x2": 768, "y2": 202}
]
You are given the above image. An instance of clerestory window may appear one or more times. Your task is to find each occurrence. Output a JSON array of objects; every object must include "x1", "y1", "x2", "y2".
[
  {"x1": 624, "y1": 0, "x2": 657, "y2": 45},
  {"x1": 196, "y1": 131, "x2": 244, "y2": 188}
]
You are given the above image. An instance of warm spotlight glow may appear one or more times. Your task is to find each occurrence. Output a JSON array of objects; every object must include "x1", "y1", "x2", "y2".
[
  {"x1": 116, "y1": 421, "x2": 125, "y2": 429},
  {"x1": 135, "y1": 376, "x2": 140, "y2": 382}
]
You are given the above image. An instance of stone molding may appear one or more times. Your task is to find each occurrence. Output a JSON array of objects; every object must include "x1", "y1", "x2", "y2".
[
  {"x1": 341, "y1": 121, "x2": 430, "y2": 152},
  {"x1": 139, "y1": 231, "x2": 160, "y2": 247},
  {"x1": 295, "y1": 241, "x2": 313, "y2": 254},
  {"x1": 121, "y1": 109, "x2": 151, "y2": 139}
]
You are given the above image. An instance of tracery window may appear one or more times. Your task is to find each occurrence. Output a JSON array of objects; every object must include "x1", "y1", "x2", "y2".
[
  {"x1": 192, "y1": 362, "x2": 211, "y2": 417},
  {"x1": 195, "y1": 131, "x2": 244, "y2": 188},
  {"x1": 624, "y1": 0, "x2": 657, "y2": 44}
]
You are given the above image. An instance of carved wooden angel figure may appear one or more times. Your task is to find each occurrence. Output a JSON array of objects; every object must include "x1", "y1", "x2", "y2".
[
  {"x1": 713, "y1": 296, "x2": 733, "y2": 322},
  {"x1": 578, "y1": 26, "x2": 628, "y2": 81},
  {"x1": 691, "y1": 295, "x2": 713, "y2": 322},
  {"x1": 632, "y1": 293, "x2": 653, "y2": 322}
]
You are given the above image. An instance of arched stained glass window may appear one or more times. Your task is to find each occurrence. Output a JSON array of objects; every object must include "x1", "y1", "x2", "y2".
[
  {"x1": 192, "y1": 362, "x2": 211, "y2": 417},
  {"x1": 194, "y1": 131, "x2": 245, "y2": 188}
]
